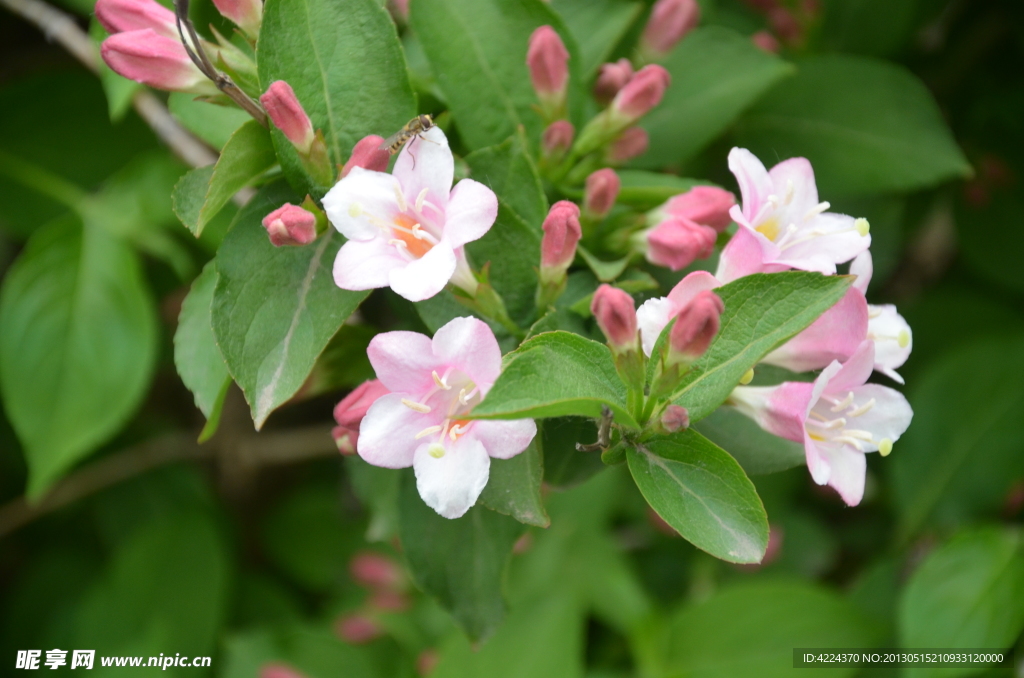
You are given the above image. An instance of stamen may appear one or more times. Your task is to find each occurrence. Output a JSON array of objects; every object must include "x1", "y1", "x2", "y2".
[
  {"x1": 411, "y1": 223, "x2": 425, "y2": 239},
  {"x1": 842, "y1": 429, "x2": 874, "y2": 441},
  {"x1": 830, "y1": 392, "x2": 855, "y2": 412},
  {"x1": 388, "y1": 239, "x2": 408, "y2": 249},
  {"x1": 774, "y1": 224, "x2": 799, "y2": 248},
  {"x1": 415, "y1": 425, "x2": 443, "y2": 439},
  {"x1": 868, "y1": 307, "x2": 883, "y2": 319},
  {"x1": 784, "y1": 179, "x2": 795, "y2": 205},
  {"x1": 432, "y1": 370, "x2": 451, "y2": 390},
  {"x1": 855, "y1": 218, "x2": 870, "y2": 236},
  {"x1": 898, "y1": 330, "x2": 911, "y2": 348},
  {"x1": 809, "y1": 411, "x2": 829, "y2": 422},
  {"x1": 847, "y1": 398, "x2": 876, "y2": 417},
  {"x1": 415, "y1": 188, "x2": 429, "y2": 213},
  {"x1": 804, "y1": 201, "x2": 830, "y2": 220},
  {"x1": 393, "y1": 185, "x2": 408, "y2": 212},
  {"x1": 833, "y1": 436, "x2": 864, "y2": 450},
  {"x1": 401, "y1": 398, "x2": 431, "y2": 413},
  {"x1": 767, "y1": 194, "x2": 779, "y2": 208},
  {"x1": 449, "y1": 424, "x2": 467, "y2": 440},
  {"x1": 428, "y1": 443, "x2": 445, "y2": 459},
  {"x1": 878, "y1": 438, "x2": 893, "y2": 457}
]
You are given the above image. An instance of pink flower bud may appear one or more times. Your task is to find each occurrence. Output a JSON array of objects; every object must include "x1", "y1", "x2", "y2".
[
  {"x1": 369, "y1": 590, "x2": 410, "y2": 611},
  {"x1": 768, "y1": 7, "x2": 801, "y2": 42},
  {"x1": 342, "y1": 135, "x2": 391, "y2": 178},
  {"x1": 660, "y1": 404, "x2": 690, "y2": 432},
  {"x1": 663, "y1": 186, "x2": 736, "y2": 231},
  {"x1": 540, "y1": 201, "x2": 582, "y2": 272},
  {"x1": 212, "y1": 0, "x2": 263, "y2": 38},
  {"x1": 259, "y1": 663, "x2": 309, "y2": 678},
  {"x1": 349, "y1": 550, "x2": 403, "y2": 590},
  {"x1": 584, "y1": 169, "x2": 620, "y2": 219},
  {"x1": 417, "y1": 650, "x2": 439, "y2": 677},
  {"x1": 611, "y1": 65, "x2": 671, "y2": 122},
  {"x1": 593, "y1": 58, "x2": 633, "y2": 105},
  {"x1": 607, "y1": 127, "x2": 649, "y2": 163},
  {"x1": 645, "y1": 218, "x2": 716, "y2": 271},
  {"x1": 95, "y1": 0, "x2": 177, "y2": 39},
  {"x1": 262, "y1": 203, "x2": 317, "y2": 247},
  {"x1": 592, "y1": 284, "x2": 638, "y2": 351},
  {"x1": 751, "y1": 30, "x2": 780, "y2": 53},
  {"x1": 332, "y1": 379, "x2": 389, "y2": 454},
  {"x1": 527, "y1": 26, "x2": 569, "y2": 106},
  {"x1": 542, "y1": 120, "x2": 575, "y2": 157},
  {"x1": 335, "y1": 615, "x2": 383, "y2": 645},
  {"x1": 668, "y1": 290, "x2": 723, "y2": 364},
  {"x1": 640, "y1": 0, "x2": 700, "y2": 58},
  {"x1": 391, "y1": 0, "x2": 410, "y2": 21},
  {"x1": 101, "y1": 30, "x2": 217, "y2": 95},
  {"x1": 260, "y1": 81, "x2": 316, "y2": 155}
]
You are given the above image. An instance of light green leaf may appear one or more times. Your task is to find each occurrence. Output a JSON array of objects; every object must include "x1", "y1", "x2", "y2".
[
  {"x1": 222, "y1": 626, "x2": 379, "y2": 678},
  {"x1": 398, "y1": 472, "x2": 523, "y2": 642},
  {"x1": 480, "y1": 437, "x2": 550, "y2": 528},
  {"x1": 736, "y1": 54, "x2": 971, "y2": 196},
  {"x1": 694, "y1": 406, "x2": 805, "y2": 476},
  {"x1": 168, "y1": 92, "x2": 251, "y2": 150},
  {"x1": 577, "y1": 245, "x2": 630, "y2": 282},
  {"x1": 464, "y1": 130, "x2": 548, "y2": 227},
  {"x1": 173, "y1": 121, "x2": 276, "y2": 237},
  {"x1": 899, "y1": 528, "x2": 1024, "y2": 678},
  {"x1": 670, "y1": 272, "x2": 852, "y2": 422},
  {"x1": 257, "y1": 0, "x2": 416, "y2": 195},
  {"x1": 549, "y1": 0, "x2": 643, "y2": 77},
  {"x1": 0, "y1": 215, "x2": 157, "y2": 497},
  {"x1": 626, "y1": 431, "x2": 768, "y2": 564},
  {"x1": 472, "y1": 331, "x2": 639, "y2": 428},
  {"x1": 636, "y1": 27, "x2": 794, "y2": 169},
  {"x1": 212, "y1": 182, "x2": 368, "y2": 428}
]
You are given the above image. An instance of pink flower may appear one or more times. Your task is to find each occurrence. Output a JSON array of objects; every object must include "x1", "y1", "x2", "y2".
[
  {"x1": 592, "y1": 284, "x2": 638, "y2": 352},
  {"x1": 658, "y1": 186, "x2": 736, "y2": 232},
  {"x1": 342, "y1": 135, "x2": 391, "y2": 178},
  {"x1": 332, "y1": 380, "x2": 390, "y2": 454},
  {"x1": 640, "y1": 0, "x2": 700, "y2": 59},
  {"x1": 642, "y1": 217, "x2": 717, "y2": 271},
  {"x1": 334, "y1": 615, "x2": 383, "y2": 644},
  {"x1": 100, "y1": 29, "x2": 217, "y2": 95},
  {"x1": 611, "y1": 65, "x2": 671, "y2": 122},
  {"x1": 637, "y1": 270, "x2": 720, "y2": 356},
  {"x1": 323, "y1": 127, "x2": 498, "y2": 302},
  {"x1": 760, "y1": 286, "x2": 869, "y2": 373},
  {"x1": 593, "y1": 58, "x2": 634, "y2": 104},
  {"x1": 607, "y1": 127, "x2": 649, "y2": 163},
  {"x1": 349, "y1": 551, "x2": 403, "y2": 590},
  {"x1": 212, "y1": 0, "x2": 262, "y2": 38},
  {"x1": 357, "y1": 317, "x2": 537, "y2": 519},
  {"x1": 850, "y1": 252, "x2": 912, "y2": 383},
  {"x1": 583, "y1": 169, "x2": 620, "y2": 219},
  {"x1": 95, "y1": 0, "x2": 177, "y2": 39},
  {"x1": 727, "y1": 147, "x2": 870, "y2": 275},
  {"x1": 540, "y1": 201, "x2": 582, "y2": 274},
  {"x1": 527, "y1": 26, "x2": 570, "y2": 115},
  {"x1": 667, "y1": 290, "x2": 724, "y2": 365},
  {"x1": 730, "y1": 341, "x2": 913, "y2": 506},
  {"x1": 259, "y1": 81, "x2": 316, "y2": 155},
  {"x1": 262, "y1": 203, "x2": 317, "y2": 247}
]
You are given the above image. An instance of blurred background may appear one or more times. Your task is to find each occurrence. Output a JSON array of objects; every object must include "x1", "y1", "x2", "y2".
[{"x1": 1, "y1": 0, "x2": 1023, "y2": 676}]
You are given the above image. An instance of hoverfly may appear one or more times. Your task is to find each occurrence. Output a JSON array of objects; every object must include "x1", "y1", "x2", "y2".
[{"x1": 380, "y1": 114, "x2": 436, "y2": 167}]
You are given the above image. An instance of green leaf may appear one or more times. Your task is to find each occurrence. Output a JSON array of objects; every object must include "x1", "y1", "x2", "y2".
[
  {"x1": 222, "y1": 626, "x2": 379, "y2": 678},
  {"x1": 890, "y1": 335, "x2": 1024, "y2": 541},
  {"x1": 694, "y1": 406, "x2": 805, "y2": 476},
  {"x1": 173, "y1": 121, "x2": 276, "y2": 237},
  {"x1": 541, "y1": 417, "x2": 605, "y2": 490},
  {"x1": 480, "y1": 437, "x2": 550, "y2": 528},
  {"x1": 346, "y1": 456, "x2": 401, "y2": 542},
  {"x1": 957, "y1": 170, "x2": 1024, "y2": 295},
  {"x1": 899, "y1": 528, "x2": 1024, "y2": 677},
  {"x1": 168, "y1": 93, "x2": 251, "y2": 150},
  {"x1": 464, "y1": 131, "x2": 548, "y2": 227},
  {"x1": 626, "y1": 431, "x2": 767, "y2": 563},
  {"x1": 636, "y1": 27, "x2": 794, "y2": 169},
  {"x1": 735, "y1": 54, "x2": 971, "y2": 196},
  {"x1": 656, "y1": 580, "x2": 876, "y2": 678},
  {"x1": 212, "y1": 182, "x2": 368, "y2": 428},
  {"x1": 173, "y1": 261, "x2": 231, "y2": 441},
  {"x1": 411, "y1": 0, "x2": 583, "y2": 150},
  {"x1": 398, "y1": 471, "x2": 523, "y2": 642},
  {"x1": 577, "y1": 245, "x2": 630, "y2": 282},
  {"x1": 472, "y1": 331, "x2": 639, "y2": 428},
  {"x1": 615, "y1": 170, "x2": 704, "y2": 210},
  {"x1": 820, "y1": 0, "x2": 924, "y2": 58},
  {"x1": 257, "y1": 0, "x2": 416, "y2": 195},
  {"x1": 0, "y1": 216, "x2": 157, "y2": 497},
  {"x1": 549, "y1": 0, "x2": 643, "y2": 77},
  {"x1": 670, "y1": 272, "x2": 852, "y2": 422}
]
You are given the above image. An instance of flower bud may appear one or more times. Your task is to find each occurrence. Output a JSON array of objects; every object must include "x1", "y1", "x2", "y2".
[
  {"x1": 390, "y1": 0, "x2": 410, "y2": 21},
  {"x1": 660, "y1": 405, "x2": 690, "y2": 432},
  {"x1": 644, "y1": 218, "x2": 717, "y2": 271},
  {"x1": 95, "y1": 0, "x2": 177, "y2": 39},
  {"x1": 259, "y1": 663, "x2": 309, "y2": 678},
  {"x1": 583, "y1": 169, "x2": 620, "y2": 220},
  {"x1": 260, "y1": 81, "x2": 316, "y2": 155},
  {"x1": 542, "y1": 120, "x2": 575, "y2": 159},
  {"x1": 262, "y1": 203, "x2": 317, "y2": 247},
  {"x1": 540, "y1": 201, "x2": 582, "y2": 272},
  {"x1": 611, "y1": 65, "x2": 671, "y2": 123},
  {"x1": 417, "y1": 650, "x2": 440, "y2": 677},
  {"x1": 101, "y1": 30, "x2": 218, "y2": 95},
  {"x1": 212, "y1": 0, "x2": 263, "y2": 39},
  {"x1": 332, "y1": 379, "x2": 389, "y2": 454},
  {"x1": 663, "y1": 186, "x2": 736, "y2": 231},
  {"x1": 527, "y1": 26, "x2": 569, "y2": 119},
  {"x1": 349, "y1": 550, "x2": 403, "y2": 590},
  {"x1": 668, "y1": 290, "x2": 723, "y2": 365},
  {"x1": 342, "y1": 135, "x2": 391, "y2": 178},
  {"x1": 334, "y1": 615, "x2": 383, "y2": 645},
  {"x1": 370, "y1": 590, "x2": 410, "y2": 611},
  {"x1": 592, "y1": 284, "x2": 638, "y2": 352},
  {"x1": 593, "y1": 58, "x2": 633, "y2": 105},
  {"x1": 640, "y1": 0, "x2": 700, "y2": 59},
  {"x1": 607, "y1": 127, "x2": 649, "y2": 164},
  {"x1": 751, "y1": 30, "x2": 780, "y2": 53}
]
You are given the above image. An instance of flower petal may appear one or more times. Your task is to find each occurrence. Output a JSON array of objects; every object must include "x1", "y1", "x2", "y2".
[
  {"x1": 818, "y1": 442, "x2": 866, "y2": 506},
  {"x1": 636, "y1": 296, "x2": 676, "y2": 357},
  {"x1": 431, "y1": 316, "x2": 502, "y2": 391},
  {"x1": 413, "y1": 436, "x2": 490, "y2": 519},
  {"x1": 728, "y1": 147, "x2": 773, "y2": 224},
  {"x1": 847, "y1": 384, "x2": 914, "y2": 450},
  {"x1": 367, "y1": 330, "x2": 441, "y2": 394},
  {"x1": 850, "y1": 251, "x2": 873, "y2": 293},
  {"x1": 767, "y1": 156, "x2": 818, "y2": 223},
  {"x1": 826, "y1": 340, "x2": 875, "y2": 395},
  {"x1": 730, "y1": 382, "x2": 812, "y2": 442},
  {"x1": 388, "y1": 242, "x2": 457, "y2": 302},
  {"x1": 762, "y1": 287, "x2": 868, "y2": 372},
  {"x1": 715, "y1": 226, "x2": 788, "y2": 283},
  {"x1": 393, "y1": 126, "x2": 454, "y2": 215},
  {"x1": 775, "y1": 213, "x2": 870, "y2": 273},
  {"x1": 443, "y1": 179, "x2": 498, "y2": 248},
  {"x1": 334, "y1": 237, "x2": 407, "y2": 291},
  {"x1": 358, "y1": 394, "x2": 434, "y2": 468},
  {"x1": 802, "y1": 431, "x2": 832, "y2": 486},
  {"x1": 869, "y1": 304, "x2": 912, "y2": 378},
  {"x1": 322, "y1": 167, "x2": 401, "y2": 241},
  {"x1": 470, "y1": 419, "x2": 537, "y2": 459}
]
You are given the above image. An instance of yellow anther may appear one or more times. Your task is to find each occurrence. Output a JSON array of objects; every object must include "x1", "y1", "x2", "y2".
[
  {"x1": 428, "y1": 443, "x2": 446, "y2": 459},
  {"x1": 855, "y1": 218, "x2": 870, "y2": 236},
  {"x1": 898, "y1": 330, "x2": 910, "y2": 349},
  {"x1": 432, "y1": 370, "x2": 451, "y2": 390},
  {"x1": 739, "y1": 368, "x2": 755, "y2": 385},
  {"x1": 879, "y1": 438, "x2": 893, "y2": 457},
  {"x1": 401, "y1": 398, "x2": 431, "y2": 413}
]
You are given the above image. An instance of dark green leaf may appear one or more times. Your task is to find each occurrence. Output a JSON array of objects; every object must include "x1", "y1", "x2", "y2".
[
  {"x1": 464, "y1": 130, "x2": 548, "y2": 227},
  {"x1": 398, "y1": 471, "x2": 523, "y2": 642},
  {"x1": 0, "y1": 216, "x2": 157, "y2": 497},
  {"x1": 626, "y1": 431, "x2": 768, "y2": 563},
  {"x1": 168, "y1": 93, "x2": 251, "y2": 150},
  {"x1": 346, "y1": 456, "x2": 401, "y2": 543},
  {"x1": 636, "y1": 27, "x2": 794, "y2": 169},
  {"x1": 694, "y1": 406, "x2": 805, "y2": 476},
  {"x1": 957, "y1": 173, "x2": 1024, "y2": 295},
  {"x1": 480, "y1": 437, "x2": 550, "y2": 528},
  {"x1": 222, "y1": 626, "x2": 379, "y2": 678},
  {"x1": 549, "y1": 0, "x2": 643, "y2": 77},
  {"x1": 212, "y1": 182, "x2": 368, "y2": 428},
  {"x1": 735, "y1": 55, "x2": 971, "y2": 196},
  {"x1": 472, "y1": 331, "x2": 638, "y2": 428},
  {"x1": 541, "y1": 417, "x2": 605, "y2": 490}
]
